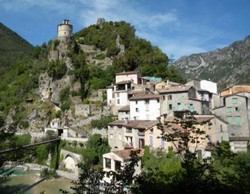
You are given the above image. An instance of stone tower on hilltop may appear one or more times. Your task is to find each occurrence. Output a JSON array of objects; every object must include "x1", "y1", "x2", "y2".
[{"x1": 57, "y1": 19, "x2": 73, "y2": 41}]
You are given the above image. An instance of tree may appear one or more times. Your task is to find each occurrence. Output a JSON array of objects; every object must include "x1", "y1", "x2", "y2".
[
  {"x1": 61, "y1": 150, "x2": 140, "y2": 194},
  {"x1": 134, "y1": 113, "x2": 221, "y2": 194},
  {"x1": 82, "y1": 134, "x2": 110, "y2": 167}
]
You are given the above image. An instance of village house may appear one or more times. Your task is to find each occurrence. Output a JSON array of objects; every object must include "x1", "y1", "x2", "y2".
[
  {"x1": 213, "y1": 85, "x2": 250, "y2": 152},
  {"x1": 107, "y1": 120, "x2": 158, "y2": 151},
  {"x1": 102, "y1": 149, "x2": 144, "y2": 183},
  {"x1": 129, "y1": 93, "x2": 161, "y2": 120},
  {"x1": 157, "y1": 84, "x2": 210, "y2": 117},
  {"x1": 107, "y1": 71, "x2": 142, "y2": 115}
]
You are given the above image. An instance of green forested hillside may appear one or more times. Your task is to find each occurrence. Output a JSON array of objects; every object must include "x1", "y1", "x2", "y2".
[
  {"x1": 0, "y1": 20, "x2": 185, "y2": 126},
  {"x1": 74, "y1": 21, "x2": 185, "y2": 82},
  {"x1": 0, "y1": 22, "x2": 33, "y2": 69}
]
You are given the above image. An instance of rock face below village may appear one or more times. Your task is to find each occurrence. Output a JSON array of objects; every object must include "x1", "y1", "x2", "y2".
[{"x1": 173, "y1": 35, "x2": 250, "y2": 90}]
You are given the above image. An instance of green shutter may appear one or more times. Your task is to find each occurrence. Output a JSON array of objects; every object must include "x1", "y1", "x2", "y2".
[
  {"x1": 227, "y1": 117, "x2": 232, "y2": 125},
  {"x1": 235, "y1": 116, "x2": 241, "y2": 126}
]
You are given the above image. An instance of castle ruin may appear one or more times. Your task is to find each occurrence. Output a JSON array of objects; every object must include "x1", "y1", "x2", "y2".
[{"x1": 57, "y1": 19, "x2": 73, "y2": 41}]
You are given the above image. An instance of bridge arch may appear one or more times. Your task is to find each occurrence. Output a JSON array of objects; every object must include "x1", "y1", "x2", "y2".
[{"x1": 60, "y1": 149, "x2": 82, "y2": 174}]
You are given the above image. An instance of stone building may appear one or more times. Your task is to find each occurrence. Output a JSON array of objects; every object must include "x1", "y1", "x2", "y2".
[
  {"x1": 57, "y1": 19, "x2": 73, "y2": 41},
  {"x1": 213, "y1": 86, "x2": 250, "y2": 152}
]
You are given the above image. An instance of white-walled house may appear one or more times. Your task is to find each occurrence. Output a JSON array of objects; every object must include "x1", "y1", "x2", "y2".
[
  {"x1": 186, "y1": 80, "x2": 218, "y2": 95},
  {"x1": 102, "y1": 149, "x2": 143, "y2": 183},
  {"x1": 107, "y1": 71, "x2": 142, "y2": 115},
  {"x1": 118, "y1": 105, "x2": 130, "y2": 120},
  {"x1": 115, "y1": 71, "x2": 141, "y2": 84},
  {"x1": 129, "y1": 93, "x2": 161, "y2": 120},
  {"x1": 44, "y1": 118, "x2": 66, "y2": 136}
]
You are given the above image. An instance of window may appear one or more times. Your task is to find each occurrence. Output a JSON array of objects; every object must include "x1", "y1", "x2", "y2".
[
  {"x1": 227, "y1": 116, "x2": 232, "y2": 125},
  {"x1": 125, "y1": 136, "x2": 133, "y2": 145},
  {"x1": 126, "y1": 128, "x2": 132, "y2": 133},
  {"x1": 139, "y1": 139, "x2": 145, "y2": 148},
  {"x1": 117, "y1": 93, "x2": 120, "y2": 97},
  {"x1": 177, "y1": 103, "x2": 181, "y2": 111},
  {"x1": 189, "y1": 104, "x2": 194, "y2": 112},
  {"x1": 135, "y1": 101, "x2": 138, "y2": 104},
  {"x1": 136, "y1": 108, "x2": 139, "y2": 112},
  {"x1": 227, "y1": 107, "x2": 232, "y2": 113},
  {"x1": 235, "y1": 116, "x2": 241, "y2": 126},
  {"x1": 145, "y1": 100, "x2": 149, "y2": 104},
  {"x1": 169, "y1": 104, "x2": 172, "y2": 110},
  {"x1": 220, "y1": 124, "x2": 223, "y2": 132},
  {"x1": 149, "y1": 136, "x2": 153, "y2": 148},
  {"x1": 168, "y1": 95, "x2": 172, "y2": 100},
  {"x1": 232, "y1": 97, "x2": 238, "y2": 105},
  {"x1": 105, "y1": 158, "x2": 111, "y2": 169},
  {"x1": 234, "y1": 107, "x2": 240, "y2": 112},
  {"x1": 115, "y1": 160, "x2": 121, "y2": 171},
  {"x1": 117, "y1": 99, "x2": 120, "y2": 104},
  {"x1": 157, "y1": 99, "x2": 160, "y2": 103}
]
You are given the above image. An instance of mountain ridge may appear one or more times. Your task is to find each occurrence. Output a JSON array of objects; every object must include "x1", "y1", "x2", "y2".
[
  {"x1": 0, "y1": 22, "x2": 33, "y2": 69},
  {"x1": 173, "y1": 35, "x2": 250, "y2": 90}
]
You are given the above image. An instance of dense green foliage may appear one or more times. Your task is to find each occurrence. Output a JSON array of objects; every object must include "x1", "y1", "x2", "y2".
[
  {"x1": 74, "y1": 20, "x2": 185, "y2": 83},
  {"x1": 90, "y1": 115, "x2": 115, "y2": 129},
  {"x1": 82, "y1": 134, "x2": 110, "y2": 167},
  {"x1": 47, "y1": 59, "x2": 67, "y2": 79},
  {"x1": 0, "y1": 53, "x2": 47, "y2": 119},
  {"x1": 0, "y1": 22, "x2": 33, "y2": 70}
]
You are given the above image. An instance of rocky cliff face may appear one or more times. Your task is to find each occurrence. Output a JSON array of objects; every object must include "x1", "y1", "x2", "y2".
[{"x1": 173, "y1": 36, "x2": 250, "y2": 89}]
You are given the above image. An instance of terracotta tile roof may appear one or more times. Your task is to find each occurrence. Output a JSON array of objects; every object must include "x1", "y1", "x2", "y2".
[
  {"x1": 109, "y1": 120, "x2": 158, "y2": 129},
  {"x1": 129, "y1": 93, "x2": 161, "y2": 100},
  {"x1": 113, "y1": 148, "x2": 144, "y2": 160},
  {"x1": 157, "y1": 85, "x2": 192, "y2": 94},
  {"x1": 116, "y1": 71, "x2": 139, "y2": 75},
  {"x1": 118, "y1": 105, "x2": 130, "y2": 112},
  {"x1": 194, "y1": 115, "x2": 214, "y2": 123}
]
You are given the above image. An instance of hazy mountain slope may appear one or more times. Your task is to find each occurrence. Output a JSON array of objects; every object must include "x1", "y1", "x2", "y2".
[
  {"x1": 0, "y1": 22, "x2": 33, "y2": 68},
  {"x1": 173, "y1": 36, "x2": 250, "y2": 89}
]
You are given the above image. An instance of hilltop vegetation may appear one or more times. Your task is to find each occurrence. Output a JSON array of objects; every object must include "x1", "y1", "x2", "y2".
[
  {"x1": 0, "y1": 22, "x2": 33, "y2": 70},
  {"x1": 74, "y1": 20, "x2": 185, "y2": 82},
  {"x1": 0, "y1": 20, "x2": 185, "y2": 130}
]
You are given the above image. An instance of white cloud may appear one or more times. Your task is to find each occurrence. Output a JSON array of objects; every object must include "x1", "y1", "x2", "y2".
[{"x1": 0, "y1": 0, "x2": 227, "y2": 58}]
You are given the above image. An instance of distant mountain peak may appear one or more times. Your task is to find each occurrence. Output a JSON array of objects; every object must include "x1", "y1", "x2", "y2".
[{"x1": 173, "y1": 35, "x2": 250, "y2": 90}]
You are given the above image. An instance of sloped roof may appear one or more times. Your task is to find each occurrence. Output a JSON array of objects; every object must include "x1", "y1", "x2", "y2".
[
  {"x1": 113, "y1": 149, "x2": 144, "y2": 160},
  {"x1": 118, "y1": 105, "x2": 130, "y2": 112},
  {"x1": 116, "y1": 71, "x2": 139, "y2": 75},
  {"x1": 109, "y1": 120, "x2": 158, "y2": 129},
  {"x1": 129, "y1": 93, "x2": 161, "y2": 100},
  {"x1": 157, "y1": 85, "x2": 193, "y2": 94}
]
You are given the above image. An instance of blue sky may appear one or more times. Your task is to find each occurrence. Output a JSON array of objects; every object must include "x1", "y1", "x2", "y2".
[{"x1": 0, "y1": 0, "x2": 249, "y2": 60}]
